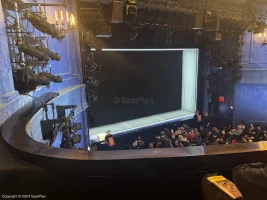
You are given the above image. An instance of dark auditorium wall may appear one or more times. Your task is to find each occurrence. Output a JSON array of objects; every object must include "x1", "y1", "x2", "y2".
[
  {"x1": 232, "y1": 31, "x2": 267, "y2": 125},
  {"x1": 209, "y1": 30, "x2": 267, "y2": 125}
]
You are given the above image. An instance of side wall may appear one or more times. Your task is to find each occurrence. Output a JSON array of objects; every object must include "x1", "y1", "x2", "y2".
[{"x1": 233, "y1": 31, "x2": 267, "y2": 125}]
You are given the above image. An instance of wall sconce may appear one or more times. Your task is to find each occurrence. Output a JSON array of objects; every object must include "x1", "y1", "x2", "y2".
[
  {"x1": 256, "y1": 27, "x2": 267, "y2": 45},
  {"x1": 55, "y1": 10, "x2": 76, "y2": 32}
]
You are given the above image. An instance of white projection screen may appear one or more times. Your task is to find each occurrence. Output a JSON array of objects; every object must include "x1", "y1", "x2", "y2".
[{"x1": 90, "y1": 49, "x2": 199, "y2": 140}]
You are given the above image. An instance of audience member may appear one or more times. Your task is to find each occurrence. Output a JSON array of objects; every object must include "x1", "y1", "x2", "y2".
[
  {"x1": 170, "y1": 134, "x2": 176, "y2": 146},
  {"x1": 202, "y1": 112, "x2": 211, "y2": 128},
  {"x1": 233, "y1": 125, "x2": 243, "y2": 136},
  {"x1": 137, "y1": 136, "x2": 145, "y2": 149},
  {"x1": 194, "y1": 110, "x2": 202, "y2": 128},
  {"x1": 160, "y1": 131, "x2": 173, "y2": 148},
  {"x1": 105, "y1": 130, "x2": 115, "y2": 148},
  {"x1": 108, "y1": 117, "x2": 267, "y2": 150},
  {"x1": 164, "y1": 128, "x2": 172, "y2": 138}
]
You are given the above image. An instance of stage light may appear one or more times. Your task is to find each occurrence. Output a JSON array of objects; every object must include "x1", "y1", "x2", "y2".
[
  {"x1": 36, "y1": 46, "x2": 60, "y2": 61},
  {"x1": 39, "y1": 72, "x2": 63, "y2": 83},
  {"x1": 16, "y1": 40, "x2": 50, "y2": 62},
  {"x1": 13, "y1": 68, "x2": 62, "y2": 93},
  {"x1": 125, "y1": 0, "x2": 137, "y2": 24},
  {"x1": 71, "y1": 134, "x2": 81, "y2": 144},
  {"x1": 126, "y1": 0, "x2": 137, "y2": 16},
  {"x1": 71, "y1": 123, "x2": 82, "y2": 134},
  {"x1": 24, "y1": 10, "x2": 66, "y2": 40}
]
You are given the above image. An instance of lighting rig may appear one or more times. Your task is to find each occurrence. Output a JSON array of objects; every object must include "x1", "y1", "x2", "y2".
[
  {"x1": 13, "y1": 68, "x2": 62, "y2": 94},
  {"x1": 79, "y1": 29, "x2": 102, "y2": 103},
  {"x1": 83, "y1": 51, "x2": 101, "y2": 103},
  {"x1": 3, "y1": 0, "x2": 78, "y2": 93},
  {"x1": 40, "y1": 105, "x2": 82, "y2": 149},
  {"x1": 23, "y1": 10, "x2": 66, "y2": 40}
]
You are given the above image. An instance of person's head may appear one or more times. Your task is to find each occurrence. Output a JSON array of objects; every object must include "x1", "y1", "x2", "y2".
[
  {"x1": 107, "y1": 130, "x2": 111, "y2": 135},
  {"x1": 132, "y1": 141, "x2": 137, "y2": 147},
  {"x1": 164, "y1": 128, "x2": 170, "y2": 133},
  {"x1": 171, "y1": 134, "x2": 176, "y2": 140},
  {"x1": 204, "y1": 112, "x2": 208, "y2": 116},
  {"x1": 191, "y1": 129, "x2": 195, "y2": 134},
  {"x1": 149, "y1": 143, "x2": 154, "y2": 148},
  {"x1": 195, "y1": 131, "x2": 200, "y2": 137},
  {"x1": 160, "y1": 131, "x2": 166, "y2": 137},
  {"x1": 232, "y1": 140, "x2": 237, "y2": 144},
  {"x1": 137, "y1": 136, "x2": 142, "y2": 141},
  {"x1": 178, "y1": 135, "x2": 184, "y2": 140},
  {"x1": 175, "y1": 139, "x2": 179, "y2": 146},
  {"x1": 237, "y1": 125, "x2": 242, "y2": 130}
]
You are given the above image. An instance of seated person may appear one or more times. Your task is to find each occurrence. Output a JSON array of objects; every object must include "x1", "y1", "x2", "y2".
[
  {"x1": 170, "y1": 134, "x2": 176, "y2": 146},
  {"x1": 163, "y1": 128, "x2": 172, "y2": 138},
  {"x1": 148, "y1": 143, "x2": 154, "y2": 148},
  {"x1": 105, "y1": 130, "x2": 115, "y2": 147},
  {"x1": 188, "y1": 129, "x2": 196, "y2": 140},
  {"x1": 179, "y1": 135, "x2": 190, "y2": 147},
  {"x1": 239, "y1": 121, "x2": 246, "y2": 131},
  {"x1": 131, "y1": 141, "x2": 137, "y2": 149},
  {"x1": 202, "y1": 112, "x2": 211, "y2": 128},
  {"x1": 195, "y1": 135, "x2": 203, "y2": 146},
  {"x1": 174, "y1": 139, "x2": 183, "y2": 147},
  {"x1": 153, "y1": 135, "x2": 162, "y2": 148},
  {"x1": 172, "y1": 127, "x2": 182, "y2": 136},
  {"x1": 233, "y1": 163, "x2": 267, "y2": 200},
  {"x1": 233, "y1": 125, "x2": 243, "y2": 136},
  {"x1": 136, "y1": 136, "x2": 145, "y2": 149},
  {"x1": 160, "y1": 131, "x2": 173, "y2": 148}
]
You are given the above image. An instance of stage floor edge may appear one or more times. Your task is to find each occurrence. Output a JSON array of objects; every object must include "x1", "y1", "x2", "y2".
[{"x1": 89, "y1": 110, "x2": 194, "y2": 142}]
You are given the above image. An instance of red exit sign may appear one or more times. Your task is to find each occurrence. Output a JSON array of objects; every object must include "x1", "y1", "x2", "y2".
[{"x1": 219, "y1": 96, "x2": 225, "y2": 102}]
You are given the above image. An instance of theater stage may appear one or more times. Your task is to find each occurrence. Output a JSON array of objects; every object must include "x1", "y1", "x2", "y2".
[
  {"x1": 89, "y1": 110, "x2": 194, "y2": 141},
  {"x1": 89, "y1": 48, "x2": 199, "y2": 142}
]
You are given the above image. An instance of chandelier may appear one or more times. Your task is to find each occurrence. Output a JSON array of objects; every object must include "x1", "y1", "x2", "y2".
[
  {"x1": 256, "y1": 30, "x2": 267, "y2": 45},
  {"x1": 55, "y1": 9, "x2": 76, "y2": 32}
]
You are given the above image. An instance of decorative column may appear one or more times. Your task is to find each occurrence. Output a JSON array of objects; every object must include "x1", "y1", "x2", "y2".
[{"x1": 0, "y1": 0, "x2": 19, "y2": 126}]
